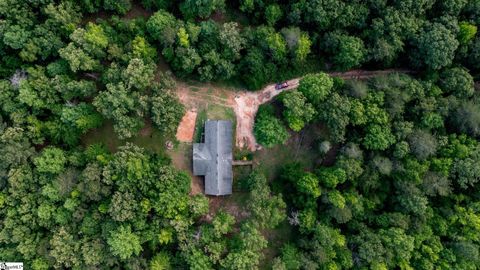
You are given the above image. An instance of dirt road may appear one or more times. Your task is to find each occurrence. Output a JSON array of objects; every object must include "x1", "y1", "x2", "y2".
[{"x1": 175, "y1": 69, "x2": 412, "y2": 150}]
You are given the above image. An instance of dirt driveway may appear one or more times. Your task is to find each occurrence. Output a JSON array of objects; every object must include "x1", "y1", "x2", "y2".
[{"x1": 175, "y1": 69, "x2": 411, "y2": 151}]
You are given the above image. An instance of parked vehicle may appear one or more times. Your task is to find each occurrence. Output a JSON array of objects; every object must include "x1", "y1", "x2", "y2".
[{"x1": 275, "y1": 81, "x2": 289, "y2": 90}]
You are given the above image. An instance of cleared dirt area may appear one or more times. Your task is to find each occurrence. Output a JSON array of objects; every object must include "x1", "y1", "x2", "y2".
[
  {"x1": 176, "y1": 109, "x2": 198, "y2": 142},
  {"x1": 175, "y1": 69, "x2": 411, "y2": 151},
  {"x1": 233, "y1": 78, "x2": 300, "y2": 150}
]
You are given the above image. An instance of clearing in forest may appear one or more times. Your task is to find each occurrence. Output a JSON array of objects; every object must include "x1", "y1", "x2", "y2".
[{"x1": 174, "y1": 69, "x2": 411, "y2": 151}]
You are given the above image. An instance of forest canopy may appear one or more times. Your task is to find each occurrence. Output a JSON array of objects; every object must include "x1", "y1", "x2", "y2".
[{"x1": 1, "y1": 0, "x2": 480, "y2": 269}]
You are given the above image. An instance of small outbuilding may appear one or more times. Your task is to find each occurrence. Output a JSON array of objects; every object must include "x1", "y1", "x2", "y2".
[{"x1": 193, "y1": 120, "x2": 233, "y2": 196}]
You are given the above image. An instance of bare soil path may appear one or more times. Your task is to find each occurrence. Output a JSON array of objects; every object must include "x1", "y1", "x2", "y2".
[{"x1": 175, "y1": 69, "x2": 412, "y2": 150}]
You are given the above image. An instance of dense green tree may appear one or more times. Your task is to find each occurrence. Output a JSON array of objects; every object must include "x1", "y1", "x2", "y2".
[
  {"x1": 436, "y1": 0, "x2": 468, "y2": 16},
  {"x1": 296, "y1": 173, "x2": 321, "y2": 198},
  {"x1": 280, "y1": 91, "x2": 316, "y2": 132},
  {"x1": 265, "y1": 31, "x2": 288, "y2": 63},
  {"x1": 59, "y1": 44, "x2": 98, "y2": 73},
  {"x1": 108, "y1": 191, "x2": 137, "y2": 222},
  {"x1": 122, "y1": 58, "x2": 156, "y2": 91},
  {"x1": 458, "y1": 22, "x2": 477, "y2": 45},
  {"x1": 298, "y1": 73, "x2": 334, "y2": 106},
  {"x1": 271, "y1": 26, "x2": 312, "y2": 64},
  {"x1": 317, "y1": 92, "x2": 351, "y2": 142},
  {"x1": 439, "y1": 67, "x2": 475, "y2": 98},
  {"x1": 171, "y1": 47, "x2": 202, "y2": 75},
  {"x1": 146, "y1": 10, "x2": 177, "y2": 46},
  {"x1": 220, "y1": 222, "x2": 267, "y2": 270},
  {"x1": 150, "y1": 251, "x2": 172, "y2": 270},
  {"x1": 317, "y1": 167, "x2": 347, "y2": 189},
  {"x1": 464, "y1": 0, "x2": 480, "y2": 25},
  {"x1": 411, "y1": 22, "x2": 459, "y2": 70},
  {"x1": 239, "y1": 47, "x2": 277, "y2": 89},
  {"x1": 131, "y1": 36, "x2": 157, "y2": 63},
  {"x1": 265, "y1": 4, "x2": 282, "y2": 26},
  {"x1": 17, "y1": 67, "x2": 60, "y2": 111},
  {"x1": 219, "y1": 22, "x2": 244, "y2": 60},
  {"x1": 449, "y1": 100, "x2": 480, "y2": 137},
  {"x1": 93, "y1": 83, "x2": 147, "y2": 139},
  {"x1": 366, "y1": 9, "x2": 420, "y2": 65},
  {"x1": 238, "y1": 0, "x2": 266, "y2": 14},
  {"x1": 180, "y1": 0, "x2": 225, "y2": 20},
  {"x1": 363, "y1": 124, "x2": 396, "y2": 151},
  {"x1": 3, "y1": 25, "x2": 31, "y2": 50},
  {"x1": 49, "y1": 227, "x2": 81, "y2": 268},
  {"x1": 246, "y1": 172, "x2": 286, "y2": 229},
  {"x1": 393, "y1": 0, "x2": 435, "y2": 14},
  {"x1": 81, "y1": 239, "x2": 106, "y2": 267},
  {"x1": 34, "y1": 147, "x2": 67, "y2": 174},
  {"x1": 422, "y1": 171, "x2": 452, "y2": 196},
  {"x1": 43, "y1": 2, "x2": 81, "y2": 33},
  {"x1": 60, "y1": 103, "x2": 103, "y2": 134},
  {"x1": 275, "y1": 244, "x2": 301, "y2": 270},
  {"x1": 408, "y1": 130, "x2": 438, "y2": 160},
  {"x1": 103, "y1": 0, "x2": 131, "y2": 14},
  {"x1": 0, "y1": 127, "x2": 35, "y2": 175},
  {"x1": 150, "y1": 88, "x2": 185, "y2": 135},
  {"x1": 107, "y1": 225, "x2": 142, "y2": 260},
  {"x1": 294, "y1": 33, "x2": 312, "y2": 62},
  {"x1": 254, "y1": 105, "x2": 289, "y2": 148},
  {"x1": 299, "y1": 223, "x2": 352, "y2": 268},
  {"x1": 323, "y1": 32, "x2": 366, "y2": 70},
  {"x1": 300, "y1": 0, "x2": 368, "y2": 30},
  {"x1": 59, "y1": 23, "x2": 109, "y2": 72}
]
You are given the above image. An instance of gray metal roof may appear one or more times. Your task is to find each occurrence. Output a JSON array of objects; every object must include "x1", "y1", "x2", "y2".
[{"x1": 193, "y1": 120, "x2": 233, "y2": 196}]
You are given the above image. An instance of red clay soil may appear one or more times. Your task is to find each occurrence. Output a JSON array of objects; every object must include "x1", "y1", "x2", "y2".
[{"x1": 176, "y1": 109, "x2": 198, "y2": 143}]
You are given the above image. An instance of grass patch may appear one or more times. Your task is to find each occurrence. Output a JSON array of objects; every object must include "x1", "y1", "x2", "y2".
[
  {"x1": 81, "y1": 120, "x2": 171, "y2": 154},
  {"x1": 206, "y1": 104, "x2": 235, "y2": 121},
  {"x1": 234, "y1": 148, "x2": 253, "y2": 161},
  {"x1": 206, "y1": 104, "x2": 237, "y2": 148},
  {"x1": 194, "y1": 109, "x2": 207, "y2": 143},
  {"x1": 219, "y1": 91, "x2": 230, "y2": 100},
  {"x1": 190, "y1": 87, "x2": 201, "y2": 92},
  {"x1": 168, "y1": 142, "x2": 194, "y2": 174}
]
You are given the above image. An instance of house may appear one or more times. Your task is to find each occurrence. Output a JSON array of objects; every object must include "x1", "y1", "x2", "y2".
[{"x1": 193, "y1": 120, "x2": 233, "y2": 196}]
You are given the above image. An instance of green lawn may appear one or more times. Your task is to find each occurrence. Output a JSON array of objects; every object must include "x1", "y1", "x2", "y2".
[
  {"x1": 194, "y1": 110, "x2": 207, "y2": 143},
  {"x1": 194, "y1": 104, "x2": 236, "y2": 143},
  {"x1": 206, "y1": 104, "x2": 235, "y2": 121},
  {"x1": 81, "y1": 120, "x2": 173, "y2": 154}
]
